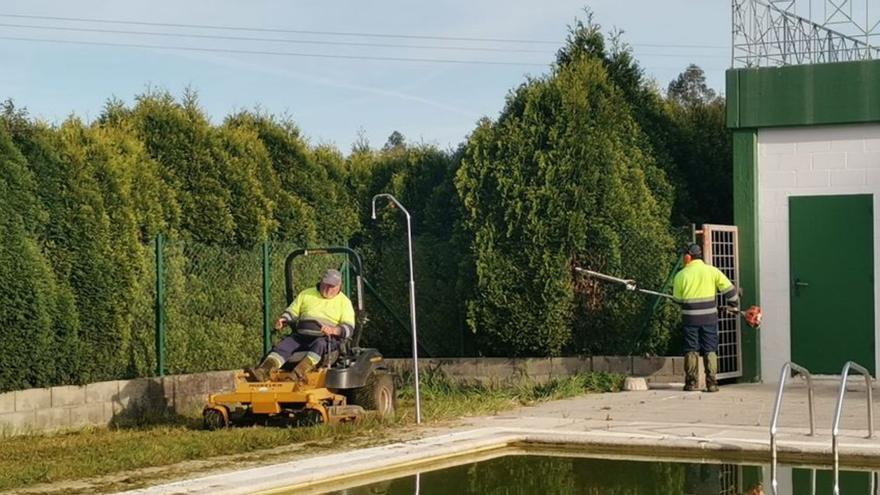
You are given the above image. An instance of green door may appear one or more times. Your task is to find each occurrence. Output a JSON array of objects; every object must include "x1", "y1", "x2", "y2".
[{"x1": 789, "y1": 194, "x2": 875, "y2": 375}]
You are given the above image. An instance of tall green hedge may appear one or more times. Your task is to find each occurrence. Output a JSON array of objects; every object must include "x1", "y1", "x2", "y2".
[
  {"x1": 0, "y1": 124, "x2": 80, "y2": 389},
  {"x1": 457, "y1": 48, "x2": 676, "y2": 356}
]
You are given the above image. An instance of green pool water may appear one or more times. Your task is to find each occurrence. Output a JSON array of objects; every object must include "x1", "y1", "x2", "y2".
[{"x1": 320, "y1": 454, "x2": 878, "y2": 495}]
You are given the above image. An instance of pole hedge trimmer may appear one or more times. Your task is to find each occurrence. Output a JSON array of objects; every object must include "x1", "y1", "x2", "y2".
[{"x1": 573, "y1": 267, "x2": 762, "y2": 328}]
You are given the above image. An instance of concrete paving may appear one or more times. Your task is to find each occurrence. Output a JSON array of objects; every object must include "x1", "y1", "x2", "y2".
[
  {"x1": 466, "y1": 381, "x2": 880, "y2": 465},
  {"x1": 120, "y1": 381, "x2": 880, "y2": 495}
]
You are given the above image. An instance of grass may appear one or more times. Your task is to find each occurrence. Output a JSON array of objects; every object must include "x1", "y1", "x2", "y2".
[{"x1": 0, "y1": 371, "x2": 624, "y2": 493}]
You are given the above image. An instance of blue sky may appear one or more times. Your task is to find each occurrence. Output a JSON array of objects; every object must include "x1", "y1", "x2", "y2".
[{"x1": 0, "y1": 1, "x2": 730, "y2": 151}]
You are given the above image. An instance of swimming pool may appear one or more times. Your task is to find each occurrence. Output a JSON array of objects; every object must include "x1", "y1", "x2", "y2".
[{"x1": 314, "y1": 453, "x2": 878, "y2": 495}]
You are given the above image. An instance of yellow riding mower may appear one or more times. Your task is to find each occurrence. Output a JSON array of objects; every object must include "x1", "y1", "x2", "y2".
[{"x1": 203, "y1": 247, "x2": 396, "y2": 429}]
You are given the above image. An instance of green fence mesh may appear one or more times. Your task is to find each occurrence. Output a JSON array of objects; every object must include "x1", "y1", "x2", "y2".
[
  {"x1": 162, "y1": 240, "x2": 263, "y2": 374},
  {"x1": 2, "y1": 224, "x2": 700, "y2": 391}
]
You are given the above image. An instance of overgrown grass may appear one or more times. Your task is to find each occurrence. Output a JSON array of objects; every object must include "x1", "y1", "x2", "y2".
[
  {"x1": 402, "y1": 369, "x2": 625, "y2": 421},
  {"x1": 0, "y1": 371, "x2": 623, "y2": 492}
]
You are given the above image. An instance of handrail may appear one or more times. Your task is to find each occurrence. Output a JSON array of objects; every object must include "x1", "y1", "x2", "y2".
[
  {"x1": 832, "y1": 361, "x2": 875, "y2": 495},
  {"x1": 770, "y1": 361, "x2": 815, "y2": 493}
]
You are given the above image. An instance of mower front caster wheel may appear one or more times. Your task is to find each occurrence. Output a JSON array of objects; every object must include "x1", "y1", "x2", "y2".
[{"x1": 203, "y1": 407, "x2": 229, "y2": 430}]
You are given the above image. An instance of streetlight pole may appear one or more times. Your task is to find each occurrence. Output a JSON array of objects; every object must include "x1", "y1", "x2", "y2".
[{"x1": 371, "y1": 193, "x2": 422, "y2": 424}]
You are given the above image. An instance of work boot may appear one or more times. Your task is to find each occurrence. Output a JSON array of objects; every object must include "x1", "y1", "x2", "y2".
[
  {"x1": 704, "y1": 352, "x2": 719, "y2": 392},
  {"x1": 291, "y1": 358, "x2": 315, "y2": 384},
  {"x1": 246, "y1": 353, "x2": 283, "y2": 382},
  {"x1": 683, "y1": 352, "x2": 700, "y2": 391}
]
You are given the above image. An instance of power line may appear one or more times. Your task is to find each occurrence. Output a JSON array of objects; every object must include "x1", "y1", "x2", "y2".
[
  {"x1": 0, "y1": 13, "x2": 561, "y2": 45},
  {"x1": 0, "y1": 35, "x2": 549, "y2": 66},
  {"x1": 0, "y1": 13, "x2": 729, "y2": 50},
  {"x1": 628, "y1": 52, "x2": 727, "y2": 59},
  {"x1": 0, "y1": 22, "x2": 550, "y2": 54},
  {"x1": 627, "y1": 42, "x2": 726, "y2": 50},
  {"x1": 0, "y1": 22, "x2": 728, "y2": 58}
]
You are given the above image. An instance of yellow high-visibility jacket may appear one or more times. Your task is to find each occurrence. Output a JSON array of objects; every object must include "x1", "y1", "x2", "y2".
[
  {"x1": 672, "y1": 260, "x2": 738, "y2": 326},
  {"x1": 281, "y1": 286, "x2": 356, "y2": 339}
]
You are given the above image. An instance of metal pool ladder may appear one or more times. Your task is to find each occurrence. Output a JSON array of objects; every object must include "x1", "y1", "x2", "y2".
[
  {"x1": 770, "y1": 361, "x2": 815, "y2": 493},
  {"x1": 832, "y1": 361, "x2": 875, "y2": 495}
]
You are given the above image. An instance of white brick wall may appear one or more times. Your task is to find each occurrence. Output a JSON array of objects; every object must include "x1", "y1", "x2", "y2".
[{"x1": 757, "y1": 124, "x2": 880, "y2": 382}]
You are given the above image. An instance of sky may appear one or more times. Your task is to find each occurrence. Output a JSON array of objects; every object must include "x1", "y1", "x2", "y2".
[{"x1": 0, "y1": 1, "x2": 731, "y2": 151}]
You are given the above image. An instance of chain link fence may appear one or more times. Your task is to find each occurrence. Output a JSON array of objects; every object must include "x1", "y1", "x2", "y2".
[
  {"x1": 572, "y1": 225, "x2": 692, "y2": 356},
  {"x1": 129, "y1": 241, "x2": 157, "y2": 378},
  {"x1": 150, "y1": 239, "x2": 405, "y2": 376},
  {"x1": 161, "y1": 239, "x2": 263, "y2": 375},
  {"x1": 139, "y1": 225, "x2": 698, "y2": 378}
]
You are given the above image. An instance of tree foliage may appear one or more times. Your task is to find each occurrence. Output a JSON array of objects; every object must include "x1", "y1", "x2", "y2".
[
  {"x1": 458, "y1": 44, "x2": 676, "y2": 356},
  {"x1": 349, "y1": 134, "x2": 472, "y2": 357},
  {"x1": 667, "y1": 64, "x2": 717, "y2": 106}
]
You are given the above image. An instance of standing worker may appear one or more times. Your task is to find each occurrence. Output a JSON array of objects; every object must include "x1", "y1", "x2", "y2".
[{"x1": 673, "y1": 243, "x2": 739, "y2": 392}]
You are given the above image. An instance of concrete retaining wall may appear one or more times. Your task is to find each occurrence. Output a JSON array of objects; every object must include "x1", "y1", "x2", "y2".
[
  {"x1": 383, "y1": 356, "x2": 688, "y2": 385},
  {"x1": 0, "y1": 370, "x2": 236, "y2": 436},
  {"x1": 0, "y1": 356, "x2": 688, "y2": 436}
]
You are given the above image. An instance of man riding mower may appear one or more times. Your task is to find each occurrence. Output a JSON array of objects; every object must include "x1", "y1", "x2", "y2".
[
  {"x1": 203, "y1": 247, "x2": 396, "y2": 429},
  {"x1": 247, "y1": 267, "x2": 354, "y2": 383}
]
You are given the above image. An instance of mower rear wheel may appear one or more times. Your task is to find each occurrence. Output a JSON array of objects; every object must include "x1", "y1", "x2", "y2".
[
  {"x1": 347, "y1": 371, "x2": 396, "y2": 417},
  {"x1": 203, "y1": 407, "x2": 229, "y2": 430}
]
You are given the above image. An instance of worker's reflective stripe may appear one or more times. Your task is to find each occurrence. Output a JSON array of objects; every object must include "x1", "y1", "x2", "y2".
[
  {"x1": 682, "y1": 307, "x2": 719, "y2": 316},
  {"x1": 722, "y1": 286, "x2": 738, "y2": 301},
  {"x1": 299, "y1": 315, "x2": 338, "y2": 327},
  {"x1": 339, "y1": 323, "x2": 354, "y2": 340},
  {"x1": 305, "y1": 352, "x2": 321, "y2": 365},
  {"x1": 682, "y1": 299, "x2": 717, "y2": 311},
  {"x1": 675, "y1": 296, "x2": 716, "y2": 305},
  {"x1": 265, "y1": 352, "x2": 284, "y2": 367},
  {"x1": 684, "y1": 296, "x2": 716, "y2": 304}
]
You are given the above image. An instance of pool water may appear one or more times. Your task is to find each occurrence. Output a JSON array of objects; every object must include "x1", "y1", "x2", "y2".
[{"x1": 320, "y1": 454, "x2": 878, "y2": 495}]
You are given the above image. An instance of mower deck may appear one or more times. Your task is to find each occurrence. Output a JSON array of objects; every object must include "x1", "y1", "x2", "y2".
[{"x1": 204, "y1": 369, "x2": 365, "y2": 429}]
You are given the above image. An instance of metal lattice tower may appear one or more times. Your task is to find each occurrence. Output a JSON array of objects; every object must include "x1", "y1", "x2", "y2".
[{"x1": 732, "y1": 0, "x2": 880, "y2": 67}]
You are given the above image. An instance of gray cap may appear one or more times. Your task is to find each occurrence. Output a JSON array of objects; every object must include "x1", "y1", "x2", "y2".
[
  {"x1": 686, "y1": 243, "x2": 702, "y2": 258},
  {"x1": 321, "y1": 269, "x2": 343, "y2": 287}
]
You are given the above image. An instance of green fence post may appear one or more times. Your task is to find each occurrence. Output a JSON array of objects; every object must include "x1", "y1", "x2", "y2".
[
  {"x1": 262, "y1": 241, "x2": 271, "y2": 356},
  {"x1": 154, "y1": 233, "x2": 166, "y2": 377},
  {"x1": 343, "y1": 239, "x2": 352, "y2": 299}
]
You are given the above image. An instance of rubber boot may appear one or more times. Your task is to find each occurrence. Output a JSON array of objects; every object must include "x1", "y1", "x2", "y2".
[
  {"x1": 291, "y1": 358, "x2": 315, "y2": 384},
  {"x1": 704, "y1": 352, "x2": 719, "y2": 392},
  {"x1": 246, "y1": 353, "x2": 282, "y2": 382},
  {"x1": 683, "y1": 352, "x2": 700, "y2": 391}
]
